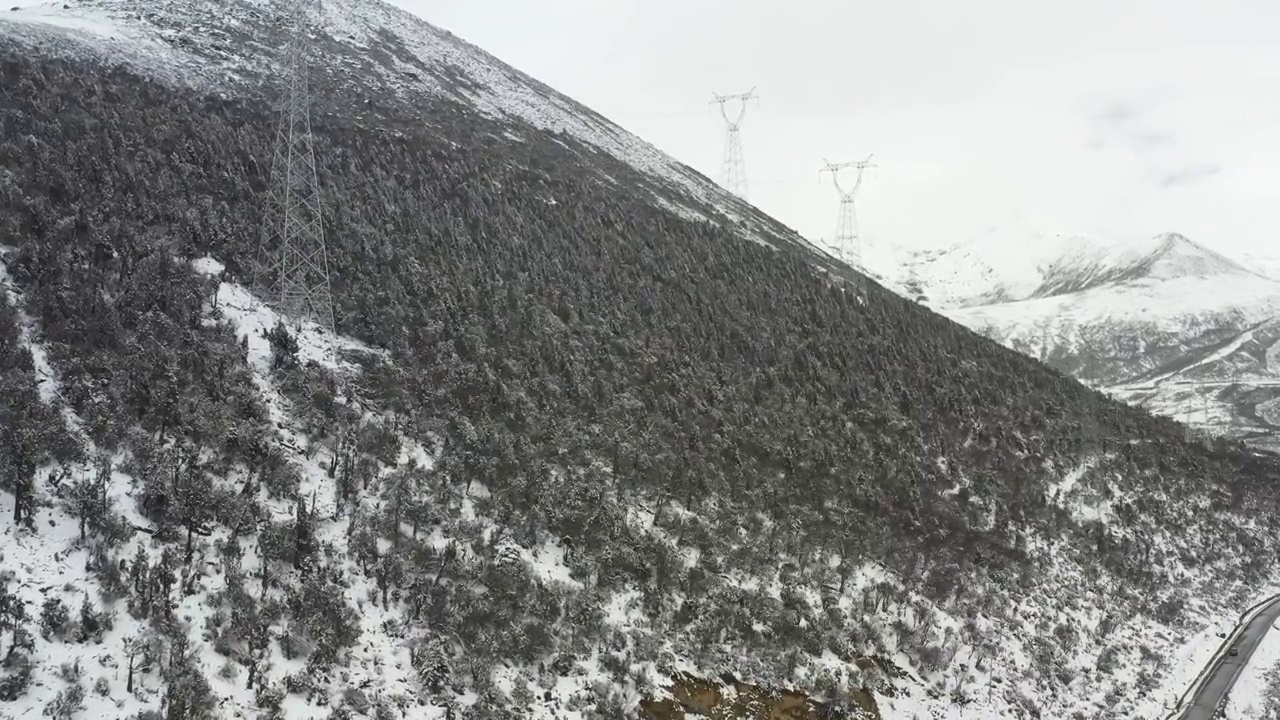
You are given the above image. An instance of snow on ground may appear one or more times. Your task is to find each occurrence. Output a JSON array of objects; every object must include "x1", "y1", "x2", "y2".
[
  {"x1": 4, "y1": 254, "x2": 1279, "y2": 719},
  {"x1": 0, "y1": 251, "x2": 630, "y2": 719},
  {"x1": 950, "y1": 272, "x2": 1280, "y2": 361},
  {"x1": 191, "y1": 258, "x2": 613, "y2": 718},
  {"x1": 0, "y1": 247, "x2": 56, "y2": 406},
  {"x1": 1106, "y1": 383, "x2": 1234, "y2": 441},
  {"x1": 193, "y1": 256, "x2": 376, "y2": 375},
  {"x1": 1163, "y1": 583, "x2": 1280, "y2": 718},
  {"x1": 0, "y1": 474, "x2": 166, "y2": 718},
  {"x1": 1226, "y1": 610, "x2": 1280, "y2": 718},
  {"x1": 1143, "y1": 327, "x2": 1260, "y2": 388},
  {"x1": 1046, "y1": 458, "x2": 1095, "y2": 505},
  {"x1": 867, "y1": 480, "x2": 1280, "y2": 719},
  {"x1": 0, "y1": 0, "x2": 227, "y2": 88},
  {"x1": 0, "y1": 250, "x2": 172, "y2": 718}
]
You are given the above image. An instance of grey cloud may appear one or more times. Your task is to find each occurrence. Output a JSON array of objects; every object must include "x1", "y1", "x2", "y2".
[
  {"x1": 1089, "y1": 98, "x2": 1175, "y2": 155},
  {"x1": 1089, "y1": 96, "x2": 1221, "y2": 190},
  {"x1": 1127, "y1": 130, "x2": 1175, "y2": 151},
  {"x1": 1158, "y1": 163, "x2": 1223, "y2": 188}
]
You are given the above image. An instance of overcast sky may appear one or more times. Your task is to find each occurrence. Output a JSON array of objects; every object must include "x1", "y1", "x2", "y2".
[{"x1": 401, "y1": 0, "x2": 1280, "y2": 259}]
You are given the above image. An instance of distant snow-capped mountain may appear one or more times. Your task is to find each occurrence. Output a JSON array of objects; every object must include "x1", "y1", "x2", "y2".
[
  {"x1": 897, "y1": 227, "x2": 1264, "y2": 308},
  {"x1": 874, "y1": 229, "x2": 1280, "y2": 448}
]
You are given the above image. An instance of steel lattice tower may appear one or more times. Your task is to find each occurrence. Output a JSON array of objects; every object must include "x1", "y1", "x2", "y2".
[
  {"x1": 711, "y1": 89, "x2": 756, "y2": 199},
  {"x1": 257, "y1": 0, "x2": 336, "y2": 340},
  {"x1": 820, "y1": 155, "x2": 875, "y2": 270},
  {"x1": 1185, "y1": 395, "x2": 1212, "y2": 447}
]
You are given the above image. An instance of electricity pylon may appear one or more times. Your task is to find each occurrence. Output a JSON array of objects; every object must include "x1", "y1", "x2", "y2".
[
  {"x1": 711, "y1": 89, "x2": 757, "y2": 199},
  {"x1": 257, "y1": 0, "x2": 336, "y2": 346},
  {"x1": 1185, "y1": 394, "x2": 1212, "y2": 447},
  {"x1": 820, "y1": 155, "x2": 875, "y2": 271}
]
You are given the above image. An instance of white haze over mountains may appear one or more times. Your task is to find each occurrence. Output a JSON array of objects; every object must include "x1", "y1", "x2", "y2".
[{"x1": 409, "y1": 0, "x2": 1280, "y2": 261}]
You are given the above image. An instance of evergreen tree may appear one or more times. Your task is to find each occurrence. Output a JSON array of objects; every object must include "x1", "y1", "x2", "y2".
[{"x1": 0, "y1": 578, "x2": 29, "y2": 659}]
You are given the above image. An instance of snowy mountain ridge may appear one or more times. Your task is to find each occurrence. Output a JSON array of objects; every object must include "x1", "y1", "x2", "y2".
[
  {"x1": 873, "y1": 226, "x2": 1280, "y2": 447},
  {"x1": 892, "y1": 226, "x2": 1267, "y2": 311},
  {"x1": 0, "y1": 0, "x2": 783, "y2": 243}
]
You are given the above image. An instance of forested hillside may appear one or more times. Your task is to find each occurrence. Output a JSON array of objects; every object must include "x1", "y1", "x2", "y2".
[{"x1": 2, "y1": 4, "x2": 1280, "y2": 718}]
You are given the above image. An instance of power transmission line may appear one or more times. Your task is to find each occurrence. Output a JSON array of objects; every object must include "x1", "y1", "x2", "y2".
[
  {"x1": 820, "y1": 155, "x2": 875, "y2": 273},
  {"x1": 256, "y1": 0, "x2": 336, "y2": 356},
  {"x1": 710, "y1": 88, "x2": 757, "y2": 200},
  {"x1": 1185, "y1": 394, "x2": 1213, "y2": 448}
]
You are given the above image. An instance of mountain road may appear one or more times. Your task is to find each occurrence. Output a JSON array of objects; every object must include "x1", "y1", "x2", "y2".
[{"x1": 1178, "y1": 595, "x2": 1280, "y2": 719}]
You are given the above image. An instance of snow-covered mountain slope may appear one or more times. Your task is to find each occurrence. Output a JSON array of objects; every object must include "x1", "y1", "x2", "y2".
[
  {"x1": 7, "y1": 256, "x2": 1268, "y2": 720},
  {"x1": 1107, "y1": 318, "x2": 1280, "y2": 452},
  {"x1": 898, "y1": 227, "x2": 1269, "y2": 311},
  {"x1": 897, "y1": 227, "x2": 1135, "y2": 308},
  {"x1": 6, "y1": 0, "x2": 1280, "y2": 718},
  {"x1": 949, "y1": 247, "x2": 1280, "y2": 380},
  {"x1": 873, "y1": 227, "x2": 1280, "y2": 446},
  {"x1": 0, "y1": 0, "x2": 799, "y2": 250}
]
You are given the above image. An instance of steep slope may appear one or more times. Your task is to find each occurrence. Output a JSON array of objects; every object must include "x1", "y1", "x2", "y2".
[
  {"x1": 2, "y1": 1, "x2": 1280, "y2": 719},
  {"x1": 0, "y1": 0, "x2": 794, "y2": 251}
]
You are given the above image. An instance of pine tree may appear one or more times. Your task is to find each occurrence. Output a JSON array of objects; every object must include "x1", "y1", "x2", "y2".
[
  {"x1": 292, "y1": 494, "x2": 314, "y2": 572},
  {"x1": 413, "y1": 636, "x2": 451, "y2": 695},
  {"x1": 68, "y1": 454, "x2": 111, "y2": 541},
  {"x1": 150, "y1": 547, "x2": 179, "y2": 620},
  {"x1": 163, "y1": 664, "x2": 216, "y2": 720},
  {"x1": 121, "y1": 632, "x2": 152, "y2": 694},
  {"x1": 265, "y1": 322, "x2": 298, "y2": 372},
  {"x1": 77, "y1": 594, "x2": 103, "y2": 644},
  {"x1": 243, "y1": 617, "x2": 270, "y2": 691},
  {"x1": 0, "y1": 297, "x2": 56, "y2": 532},
  {"x1": 0, "y1": 412, "x2": 38, "y2": 530},
  {"x1": 39, "y1": 594, "x2": 68, "y2": 640},
  {"x1": 172, "y1": 446, "x2": 214, "y2": 565},
  {"x1": 128, "y1": 544, "x2": 151, "y2": 618},
  {"x1": 0, "y1": 578, "x2": 29, "y2": 659}
]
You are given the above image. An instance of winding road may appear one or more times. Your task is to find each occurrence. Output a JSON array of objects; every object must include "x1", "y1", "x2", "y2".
[{"x1": 1179, "y1": 595, "x2": 1280, "y2": 719}]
